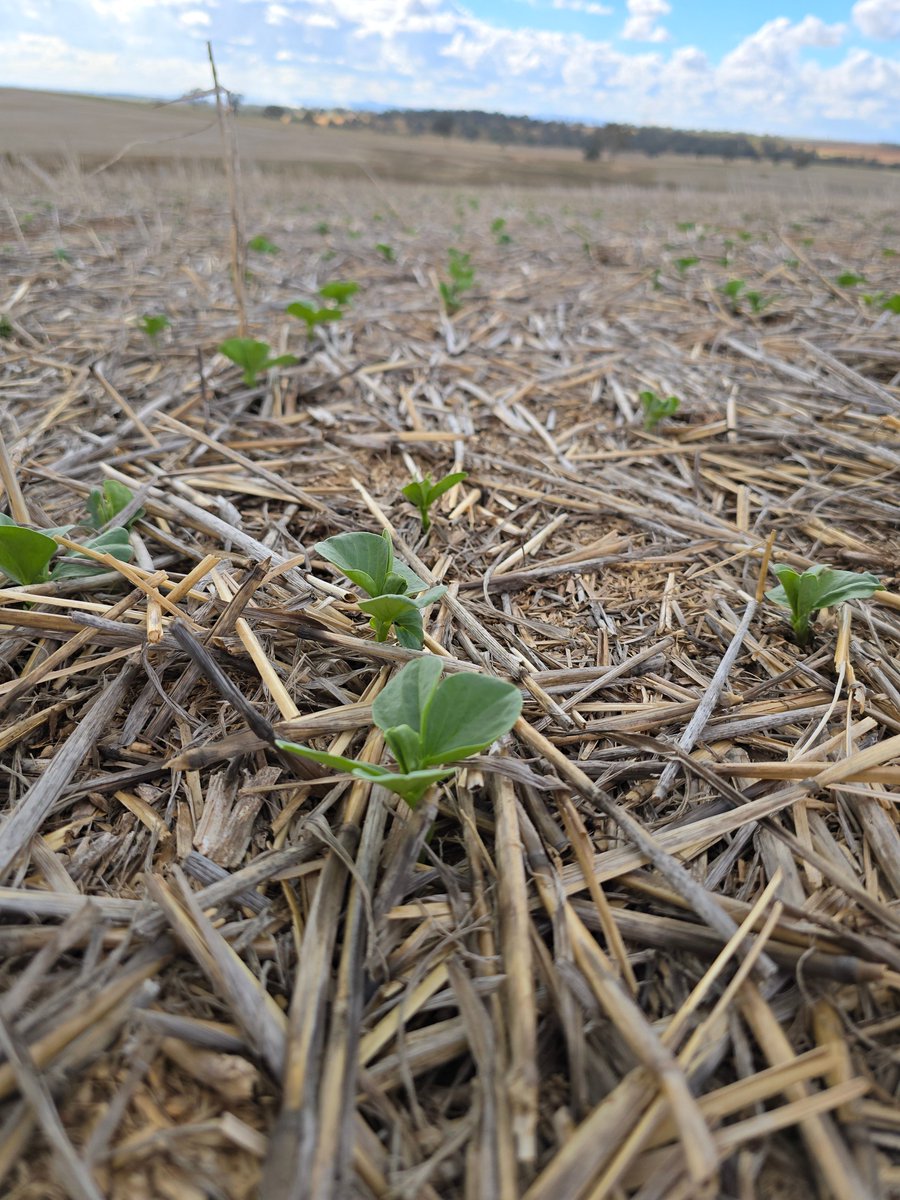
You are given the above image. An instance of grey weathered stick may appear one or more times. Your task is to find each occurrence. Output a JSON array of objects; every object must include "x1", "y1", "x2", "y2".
[
  {"x1": 653, "y1": 599, "x2": 756, "y2": 802},
  {"x1": 0, "y1": 662, "x2": 139, "y2": 880}
]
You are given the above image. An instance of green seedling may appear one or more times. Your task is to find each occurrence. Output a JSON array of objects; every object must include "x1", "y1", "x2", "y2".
[
  {"x1": 51, "y1": 526, "x2": 134, "y2": 579},
  {"x1": 882, "y1": 294, "x2": 900, "y2": 313},
  {"x1": 0, "y1": 315, "x2": 11, "y2": 339},
  {"x1": 277, "y1": 656, "x2": 522, "y2": 807},
  {"x1": 375, "y1": 243, "x2": 396, "y2": 262},
  {"x1": 0, "y1": 515, "x2": 133, "y2": 585},
  {"x1": 439, "y1": 249, "x2": 475, "y2": 316},
  {"x1": 882, "y1": 248, "x2": 897, "y2": 258},
  {"x1": 247, "y1": 235, "x2": 279, "y2": 254},
  {"x1": 315, "y1": 530, "x2": 446, "y2": 649},
  {"x1": 675, "y1": 256, "x2": 699, "y2": 276},
  {"x1": 639, "y1": 390, "x2": 680, "y2": 431},
  {"x1": 139, "y1": 314, "x2": 170, "y2": 339},
  {"x1": 87, "y1": 479, "x2": 144, "y2": 531},
  {"x1": 318, "y1": 279, "x2": 359, "y2": 305},
  {"x1": 54, "y1": 248, "x2": 71, "y2": 262},
  {"x1": 491, "y1": 217, "x2": 512, "y2": 245},
  {"x1": 315, "y1": 221, "x2": 330, "y2": 236},
  {"x1": 836, "y1": 271, "x2": 866, "y2": 287},
  {"x1": 676, "y1": 221, "x2": 696, "y2": 232},
  {"x1": 401, "y1": 471, "x2": 467, "y2": 534},
  {"x1": 722, "y1": 279, "x2": 745, "y2": 301},
  {"x1": 219, "y1": 338, "x2": 296, "y2": 387},
  {"x1": 766, "y1": 564, "x2": 883, "y2": 646},
  {"x1": 285, "y1": 302, "x2": 343, "y2": 337},
  {"x1": 0, "y1": 519, "x2": 58, "y2": 585}
]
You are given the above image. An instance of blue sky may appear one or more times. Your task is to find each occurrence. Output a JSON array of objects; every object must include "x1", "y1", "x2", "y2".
[{"x1": 1, "y1": 0, "x2": 900, "y2": 139}]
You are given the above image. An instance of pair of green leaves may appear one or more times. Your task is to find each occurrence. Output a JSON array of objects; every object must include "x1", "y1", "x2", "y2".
[
  {"x1": 87, "y1": 479, "x2": 144, "y2": 531},
  {"x1": 440, "y1": 249, "x2": 475, "y2": 315},
  {"x1": 401, "y1": 471, "x2": 467, "y2": 534},
  {"x1": 639, "y1": 390, "x2": 680, "y2": 431},
  {"x1": 766, "y1": 564, "x2": 883, "y2": 645},
  {"x1": 219, "y1": 338, "x2": 297, "y2": 388},
  {"x1": 0, "y1": 515, "x2": 134, "y2": 585},
  {"x1": 277, "y1": 656, "x2": 522, "y2": 807},
  {"x1": 139, "y1": 313, "x2": 170, "y2": 340},
  {"x1": 315, "y1": 530, "x2": 445, "y2": 650},
  {"x1": 286, "y1": 280, "x2": 360, "y2": 337}
]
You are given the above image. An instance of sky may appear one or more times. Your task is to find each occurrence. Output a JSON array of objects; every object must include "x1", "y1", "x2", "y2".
[{"x1": 1, "y1": 0, "x2": 900, "y2": 141}]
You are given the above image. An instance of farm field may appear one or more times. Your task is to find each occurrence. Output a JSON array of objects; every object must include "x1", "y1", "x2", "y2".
[{"x1": 1, "y1": 142, "x2": 900, "y2": 1200}]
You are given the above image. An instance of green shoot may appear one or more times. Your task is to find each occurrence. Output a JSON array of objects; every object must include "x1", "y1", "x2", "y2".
[
  {"x1": 491, "y1": 217, "x2": 512, "y2": 245},
  {"x1": 675, "y1": 256, "x2": 699, "y2": 275},
  {"x1": 219, "y1": 338, "x2": 296, "y2": 387},
  {"x1": 247, "y1": 235, "x2": 279, "y2": 254},
  {"x1": 401, "y1": 471, "x2": 467, "y2": 534},
  {"x1": 836, "y1": 271, "x2": 866, "y2": 287},
  {"x1": 722, "y1": 279, "x2": 744, "y2": 301},
  {"x1": 766, "y1": 564, "x2": 883, "y2": 646},
  {"x1": 0, "y1": 519, "x2": 59, "y2": 585},
  {"x1": 51, "y1": 527, "x2": 134, "y2": 579},
  {"x1": 318, "y1": 279, "x2": 359, "y2": 305},
  {"x1": 0, "y1": 515, "x2": 134, "y2": 584},
  {"x1": 285, "y1": 302, "x2": 343, "y2": 338},
  {"x1": 639, "y1": 390, "x2": 680, "y2": 431},
  {"x1": 87, "y1": 479, "x2": 144, "y2": 531},
  {"x1": 314, "y1": 529, "x2": 445, "y2": 649},
  {"x1": 375, "y1": 243, "x2": 396, "y2": 262},
  {"x1": 439, "y1": 249, "x2": 475, "y2": 315},
  {"x1": 277, "y1": 657, "x2": 522, "y2": 807},
  {"x1": 882, "y1": 294, "x2": 900, "y2": 314},
  {"x1": 0, "y1": 315, "x2": 12, "y2": 339},
  {"x1": 315, "y1": 221, "x2": 330, "y2": 236},
  {"x1": 139, "y1": 314, "x2": 170, "y2": 339}
]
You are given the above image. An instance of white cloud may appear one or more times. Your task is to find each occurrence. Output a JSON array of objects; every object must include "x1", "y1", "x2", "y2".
[
  {"x1": 552, "y1": 0, "x2": 613, "y2": 15},
  {"x1": 853, "y1": 0, "x2": 900, "y2": 39},
  {"x1": 2, "y1": 1, "x2": 900, "y2": 139},
  {"x1": 621, "y1": 0, "x2": 670, "y2": 42},
  {"x1": 88, "y1": 0, "x2": 213, "y2": 18},
  {"x1": 178, "y1": 10, "x2": 211, "y2": 27}
]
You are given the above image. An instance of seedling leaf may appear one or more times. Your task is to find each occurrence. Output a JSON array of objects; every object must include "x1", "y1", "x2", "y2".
[
  {"x1": 247, "y1": 235, "x2": 279, "y2": 254},
  {"x1": 87, "y1": 479, "x2": 144, "y2": 530},
  {"x1": 318, "y1": 280, "x2": 359, "y2": 305},
  {"x1": 420, "y1": 673, "x2": 523, "y2": 765},
  {"x1": 50, "y1": 527, "x2": 134, "y2": 579},
  {"x1": 139, "y1": 313, "x2": 170, "y2": 339},
  {"x1": 401, "y1": 470, "x2": 468, "y2": 533},
  {"x1": 219, "y1": 338, "x2": 296, "y2": 387},
  {"x1": 372, "y1": 656, "x2": 444, "y2": 733},
  {"x1": 358, "y1": 594, "x2": 425, "y2": 648},
  {"x1": 766, "y1": 563, "x2": 883, "y2": 644},
  {"x1": 0, "y1": 526, "x2": 58, "y2": 584},
  {"x1": 275, "y1": 739, "x2": 453, "y2": 806},
  {"x1": 639, "y1": 390, "x2": 681, "y2": 431}
]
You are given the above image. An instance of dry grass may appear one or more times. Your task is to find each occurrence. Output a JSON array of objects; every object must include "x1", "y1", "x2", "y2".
[{"x1": 0, "y1": 154, "x2": 899, "y2": 1200}]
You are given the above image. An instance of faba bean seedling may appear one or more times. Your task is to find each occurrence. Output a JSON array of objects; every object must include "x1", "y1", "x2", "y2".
[
  {"x1": 277, "y1": 656, "x2": 522, "y2": 807},
  {"x1": 218, "y1": 338, "x2": 296, "y2": 387},
  {"x1": 766, "y1": 564, "x2": 883, "y2": 646},
  {"x1": 402, "y1": 471, "x2": 467, "y2": 534},
  {"x1": 640, "y1": 390, "x2": 680, "y2": 431},
  {"x1": 315, "y1": 530, "x2": 446, "y2": 649},
  {"x1": 0, "y1": 515, "x2": 133, "y2": 585},
  {"x1": 88, "y1": 480, "x2": 144, "y2": 531}
]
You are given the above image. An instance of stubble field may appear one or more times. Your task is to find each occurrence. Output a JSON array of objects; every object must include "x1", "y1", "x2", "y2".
[{"x1": 1, "y1": 130, "x2": 900, "y2": 1200}]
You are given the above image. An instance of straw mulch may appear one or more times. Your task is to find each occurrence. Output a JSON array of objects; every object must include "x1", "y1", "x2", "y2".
[{"x1": 1, "y1": 160, "x2": 900, "y2": 1200}]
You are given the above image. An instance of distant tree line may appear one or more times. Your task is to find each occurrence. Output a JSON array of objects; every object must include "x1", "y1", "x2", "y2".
[{"x1": 253, "y1": 104, "x2": 900, "y2": 171}]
